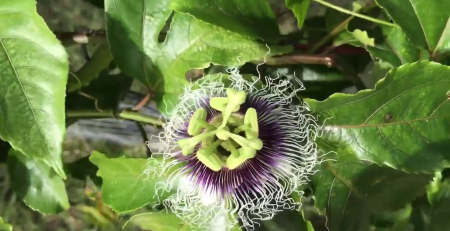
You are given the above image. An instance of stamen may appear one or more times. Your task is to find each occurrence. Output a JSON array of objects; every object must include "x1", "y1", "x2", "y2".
[
  {"x1": 227, "y1": 132, "x2": 263, "y2": 151},
  {"x1": 226, "y1": 147, "x2": 256, "y2": 170},
  {"x1": 220, "y1": 140, "x2": 239, "y2": 157},
  {"x1": 216, "y1": 126, "x2": 230, "y2": 140},
  {"x1": 187, "y1": 108, "x2": 207, "y2": 136},
  {"x1": 234, "y1": 107, "x2": 259, "y2": 138},
  {"x1": 210, "y1": 88, "x2": 246, "y2": 133},
  {"x1": 197, "y1": 139, "x2": 224, "y2": 171},
  {"x1": 233, "y1": 124, "x2": 249, "y2": 134},
  {"x1": 244, "y1": 108, "x2": 259, "y2": 139},
  {"x1": 196, "y1": 120, "x2": 217, "y2": 131},
  {"x1": 177, "y1": 130, "x2": 218, "y2": 156}
]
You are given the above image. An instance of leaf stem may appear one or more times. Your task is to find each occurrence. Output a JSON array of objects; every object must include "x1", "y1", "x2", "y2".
[
  {"x1": 66, "y1": 110, "x2": 165, "y2": 127},
  {"x1": 313, "y1": 0, "x2": 396, "y2": 26},
  {"x1": 308, "y1": 16, "x2": 354, "y2": 53},
  {"x1": 118, "y1": 111, "x2": 165, "y2": 126}
]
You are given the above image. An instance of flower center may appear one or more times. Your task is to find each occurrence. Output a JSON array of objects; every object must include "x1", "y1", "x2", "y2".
[{"x1": 177, "y1": 88, "x2": 263, "y2": 171}]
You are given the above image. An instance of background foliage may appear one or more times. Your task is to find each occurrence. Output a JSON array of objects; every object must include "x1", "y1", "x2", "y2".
[{"x1": 0, "y1": 0, "x2": 449, "y2": 230}]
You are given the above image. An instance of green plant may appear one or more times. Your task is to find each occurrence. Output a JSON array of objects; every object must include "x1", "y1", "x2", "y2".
[{"x1": 0, "y1": 0, "x2": 449, "y2": 230}]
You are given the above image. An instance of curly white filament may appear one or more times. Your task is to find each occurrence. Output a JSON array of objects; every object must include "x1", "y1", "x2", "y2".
[{"x1": 144, "y1": 65, "x2": 321, "y2": 231}]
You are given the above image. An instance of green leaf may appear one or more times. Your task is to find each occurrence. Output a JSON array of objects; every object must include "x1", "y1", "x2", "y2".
[
  {"x1": 312, "y1": 138, "x2": 432, "y2": 231},
  {"x1": 0, "y1": 0, "x2": 69, "y2": 178},
  {"x1": 411, "y1": 180, "x2": 450, "y2": 230},
  {"x1": 7, "y1": 149, "x2": 70, "y2": 215},
  {"x1": 170, "y1": 0, "x2": 280, "y2": 42},
  {"x1": 352, "y1": 29, "x2": 375, "y2": 46},
  {"x1": 375, "y1": 0, "x2": 450, "y2": 55},
  {"x1": 285, "y1": 0, "x2": 311, "y2": 28},
  {"x1": 371, "y1": 204, "x2": 412, "y2": 228},
  {"x1": 124, "y1": 212, "x2": 191, "y2": 231},
  {"x1": 435, "y1": 19, "x2": 450, "y2": 55},
  {"x1": 366, "y1": 26, "x2": 420, "y2": 67},
  {"x1": 335, "y1": 26, "x2": 420, "y2": 67},
  {"x1": 307, "y1": 61, "x2": 450, "y2": 173},
  {"x1": 90, "y1": 151, "x2": 175, "y2": 213},
  {"x1": 105, "y1": 0, "x2": 291, "y2": 113},
  {"x1": 257, "y1": 210, "x2": 315, "y2": 231},
  {"x1": 67, "y1": 43, "x2": 113, "y2": 92},
  {"x1": 0, "y1": 217, "x2": 12, "y2": 231}
]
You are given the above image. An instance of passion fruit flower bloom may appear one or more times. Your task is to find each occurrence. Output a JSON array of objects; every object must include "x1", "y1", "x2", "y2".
[{"x1": 145, "y1": 67, "x2": 321, "y2": 230}]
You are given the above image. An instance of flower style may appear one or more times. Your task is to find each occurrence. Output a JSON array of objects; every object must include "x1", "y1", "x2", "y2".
[{"x1": 145, "y1": 67, "x2": 321, "y2": 230}]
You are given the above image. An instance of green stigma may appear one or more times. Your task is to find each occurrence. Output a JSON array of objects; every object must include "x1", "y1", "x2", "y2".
[{"x1": 177, "y1": 88, "x2": 263, "y2": 171}]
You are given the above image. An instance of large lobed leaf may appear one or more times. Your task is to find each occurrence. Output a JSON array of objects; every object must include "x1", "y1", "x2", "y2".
[
  {"x1": 170, "y1": 0, "x2": 280, "y2": 42},
  {"x1": 375, "y1": 0, "x2": 450, "y2": 55},
  {"x1": 7, "y1": 149, "x2": 69, "y2": 215},
  {"x1": 90, "y1": 151, "x2": 175, "y2": 213},
  {"x1": 307, "y1": 61, "x2": 450, "y2": 173},
  {"x1": 312, "y1": 139, "x2": 432, "y2": 231},
  {"x1": 105, "y1": 0, "x2": 291, "y2": 114},
  {"x1": 0, "y1": 0, "x2": 68, "y2": 177}
]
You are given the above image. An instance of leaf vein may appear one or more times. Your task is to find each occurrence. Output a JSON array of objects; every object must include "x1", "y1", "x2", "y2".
[
  {"x1": 377, "y1": 126, "x2": 409, "y2": 158},
  {"x1": 408, "y1": 0, "x2": 430, "y2": 50},
  {"x1": 429, "y1": 98, "x2": 448, "y2": 117},
  {"x1": 0, "y1": 37, "x2": 64, "y2": 64},
  {"x1": 408, "y1": 122, "x2": 431, "y2": 143},
  {"x1": 321, "y1": 69, "x2": 425, "y2": 113},
  {"x1": 0, "y1": 38, "x2": 50, "y2": 154},
  {"x1": 362, "y1": 77, "x2": 447, "y2": 124},
  {"x1": 330, "y1": 115, "x2": 449, "y2": 128}
]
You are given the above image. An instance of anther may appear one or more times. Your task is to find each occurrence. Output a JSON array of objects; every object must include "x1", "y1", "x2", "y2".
[
  {"x1": 210, "y1": 88, "x2": 246, "y2": 129},
  {"x1": 187, "y1": 108, "x2": 207, "y2": 136}
]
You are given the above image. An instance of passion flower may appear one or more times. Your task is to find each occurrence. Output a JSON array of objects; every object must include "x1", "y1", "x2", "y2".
[{"x1": 146, "y1": 67, "x2": 320, "y2": 230}]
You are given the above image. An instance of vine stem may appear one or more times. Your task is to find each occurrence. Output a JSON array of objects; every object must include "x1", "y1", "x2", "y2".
[
  {"x1": 313, "y1": 0, "x2": 396, "y2": 26},
  {"x1": 118, "y1": 111, "x2": 165, "y2": 126},
  {"x1": 66, "y1": 110, "x2": 165, "y2": 127}
]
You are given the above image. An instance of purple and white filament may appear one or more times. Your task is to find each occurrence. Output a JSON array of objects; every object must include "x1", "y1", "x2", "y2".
[{"x1": 145, "y1": 67, "x2": 321, "y2": 231}]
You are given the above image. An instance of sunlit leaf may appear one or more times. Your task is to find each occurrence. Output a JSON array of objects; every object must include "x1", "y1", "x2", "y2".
[
  {"x1": 170, "y1": 0, "x2": 279, "y2": 42},
  {"x1": 7, "y1": 149, "x2": 69, "y2": 215},
  {"x1": 105, "y1": 0, "x2": 291, "y2": 114},
  {"x1": 0, "y1": 217, "x2": 12, "y2": 231},
  {"x1": 375, "y1": 0, "x2": 450, "y2": 56},
  {"x1": 90, "y1": 151, "x2": 175, "y2": 213},
  {"x1": 124, "y1": 212, "x2": 191, "y2": 231},
  {"x1": 0, "y1": 0, "x2": 69, "y2": 178},
  {"x1": 307, "y1": 61, "x2": 450, "y2": 173},
  {"x1": 285, "y1": 0, "x2": 312, "y2": 28}
]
